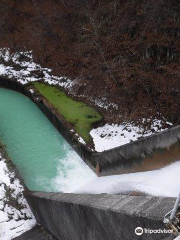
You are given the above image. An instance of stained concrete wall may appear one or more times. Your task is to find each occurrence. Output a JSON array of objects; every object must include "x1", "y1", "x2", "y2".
[
  {"x1": 25, "y1": 191, "x2": 175, "y2": 240},
  {"x1": 1, "y1": 77, "x2": 180, "y2": 176},
  {"x1": 95, "y1": 126, "x2": 180, "y2": 175}
]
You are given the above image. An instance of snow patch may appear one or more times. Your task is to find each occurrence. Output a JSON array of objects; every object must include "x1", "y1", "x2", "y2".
[
  {"x1": 29, "y1": 89, "x2": 34, "y2": 94},
  {"x1": 90, "y1": 119, "x2": 173, "y2": 152},
  {"x1": 74, "y1": 133, "x2": 86, "y2": 145},
  {"x1": 0, "y1": 48, "x2": 118, "y2": 111},
  {"x1": 0, "y1": 152, "x2": 36, "y2": 240},
  {"x1": 0, "y1": 48, "x2": 74, "y2": 89}
]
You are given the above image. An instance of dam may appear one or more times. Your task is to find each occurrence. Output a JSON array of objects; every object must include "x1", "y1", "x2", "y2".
[
  {"x1": 0, "y1": 88, "x2": 96, "y2": 192},
  {"x1": 0, "y1": 85, "x2": 178, "y2": 240}
]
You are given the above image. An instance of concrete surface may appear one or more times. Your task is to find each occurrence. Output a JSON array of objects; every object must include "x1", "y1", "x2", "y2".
[
  {"x1": 25, "y1": 192, "x2": 176, "y2": 240},
  {"x1": 13, "y1": 225, "x2": 57, "y2": 240}
]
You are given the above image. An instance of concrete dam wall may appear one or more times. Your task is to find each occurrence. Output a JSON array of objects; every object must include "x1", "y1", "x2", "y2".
[
  {"x1": 1, "y1": 77, "x2": 180, "y2": 176},
  {"x1": 25, "y1": 191, "x2": 175, "y2": 240}
]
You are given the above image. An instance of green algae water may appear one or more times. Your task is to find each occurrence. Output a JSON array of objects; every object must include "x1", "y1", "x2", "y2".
[
  {"x1": 33, "y1": 82, "x2": 102, "y2": 143},
  {"x1": 0, "y1": 88, "x2": 96, "y2": 192}
]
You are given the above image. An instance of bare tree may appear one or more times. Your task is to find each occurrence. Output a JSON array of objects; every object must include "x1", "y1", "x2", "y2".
[{"x1": 82, "y1": 12, "x2": 121, "y2": 87}]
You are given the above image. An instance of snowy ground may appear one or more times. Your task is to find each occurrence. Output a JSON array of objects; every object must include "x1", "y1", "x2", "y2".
[
  {"x1": 0, "y1": 151, "x2": 36, "y2": 240},
  {"x1": 0, "y1": 48, "x2": 117, "y2": 110},
  {"x1": 75, "y1": 160, "x2": 180, "y2": 198},
  {"x1": 90, "y1": 119, "x2": 173, "y2": 152}
]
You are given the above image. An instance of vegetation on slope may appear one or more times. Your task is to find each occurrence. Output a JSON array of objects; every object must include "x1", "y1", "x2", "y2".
[
  {"x1": 1, "y1": 0, "x2": 180, "y2": 126},
  {"x1": 33, "y1": 82, "x2": 102, "y2": 142}
]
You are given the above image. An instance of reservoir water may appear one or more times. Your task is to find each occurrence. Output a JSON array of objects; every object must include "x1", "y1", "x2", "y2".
[{"x1": 0, "y1": 88, "x2": 96, "y2": 192}]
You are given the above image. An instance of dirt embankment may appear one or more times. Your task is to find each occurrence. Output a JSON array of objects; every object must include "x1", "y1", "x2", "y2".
[{"x1": 1, "y1": 0, "x2": 180, "y2": 126}]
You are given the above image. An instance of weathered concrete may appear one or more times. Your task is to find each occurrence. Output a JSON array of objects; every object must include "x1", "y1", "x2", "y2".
[
  {"x1": 96, "y1": 128, "x2": 180, "y2": 176},
  {"x1": 1, "y1": 77, "x2": 180, "y2": 176},
  {"x1": 25, "y1": 192, "x2": 175, "y2": 240},
  {"x1": 13, "y1": 225, "x2": 57, "y2": 240}
]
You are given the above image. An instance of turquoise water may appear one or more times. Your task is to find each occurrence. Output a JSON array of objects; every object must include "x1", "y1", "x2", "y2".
[{"x1": 0, "y1": 88, "x2": 95, "y2": 192}]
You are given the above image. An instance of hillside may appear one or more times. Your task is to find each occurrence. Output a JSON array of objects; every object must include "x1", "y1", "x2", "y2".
[{"x1": 0, "y1": 0, "x2": 180, "y2": 128}]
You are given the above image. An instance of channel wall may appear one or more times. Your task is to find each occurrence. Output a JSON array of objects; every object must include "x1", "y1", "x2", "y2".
[{"x1": 24, "y1": 191, "x2": 175, "y2": 240}]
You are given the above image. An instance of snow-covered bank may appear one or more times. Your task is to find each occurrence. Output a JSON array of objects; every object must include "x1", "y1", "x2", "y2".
[
  {"x1": 90, "y1": 119, "x2": 173, "y2": 152},
  {"x1": 0, "y1": 48, "x2": 117, "y2": 111},
  {"x1": 74, "y1": 160, "x2": 180, "y2": 197},
  {"x1": 0, "y1": 149, "x2": 36, "y2": 240},
  {"x1": 0, "y1": 48, "x2": 74, "y2": 88}
]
